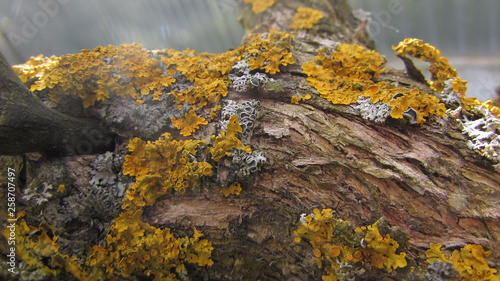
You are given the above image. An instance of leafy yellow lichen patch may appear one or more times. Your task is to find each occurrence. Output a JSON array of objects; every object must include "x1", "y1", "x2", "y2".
[
  {"x1": 294, "y1": 209, "x2": 363, "y2": 281},
  {"x1": 246, "y1": 31, "x2": 295, "y2": 74},
  {"x1": 171, "y1": 108, "x2": 209, "y2": 136},
  {"x1": 291, "y1": 93, "x2": 312, "y2": 104},
  {"x1": 87, "y1": 209, "x2": 214, "y2": 281},
  {"x1": 220, "y1": 182, "x2": 243, "y2": 197},
  {"x1": 462, "y1": 97, "x2": 500, "y2": 119},
  {"x1": 302, "y1": 44, "x2": 386, "y2": 105},
  {"x1": 209, "y1": 116, "x2": 252, "y2": 161},
  {"x1": 426, "y1": 243, "x2": 499, "y2": 281},
  {"x1": 29, "y1": 43, "x2": 175, "y2": 108},
  {"x1": 356, "y1": 222, "x2": 407, "y2": 273},
  {"x1": 393, "y1": 38, "x2": 467, "y2": 95},
  {"x1": 289, "y1": 7, "x2": 324, "y2": 29},
  {"x1": 244, "y1": 0, "x2": 278, "y2": 13},
  {"x1": 4, "y1": 221, "x2": 89, "y2": 280},
  {"x1": 295, "y1": 210, "x2": 409, "y2": 279},
  {"x1": 122, "y1": 132, "x2": 212, "y2": 209},
  {"x1": 389, "y1": 88, "x2": 446, "y2": 123},
  {"x1": 13, "y1": 54, "x2": 59, "y2": 83},
  {"x1": 302, "y1": 42, "x2": 447, "y2": 123}
]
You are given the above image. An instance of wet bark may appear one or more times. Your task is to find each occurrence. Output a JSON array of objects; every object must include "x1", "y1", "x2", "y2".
[{"x1": 0, "y1": 51, "x2": 115, "y2": 156}]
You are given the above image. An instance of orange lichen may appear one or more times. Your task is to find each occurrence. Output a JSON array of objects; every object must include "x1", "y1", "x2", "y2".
[
  {"x1": 302, "y1": 42, "x2": 447, "y2": 123},
  {"x1": 171, "y1": 108, "x2": 209, "y2": 136},
  {"x1": 86, "y1": 209, "x2": 214, "y2": 281},
  {"x1": 289, "y1": 7, "x2": 324, "y2": 29},
  {"x1": 220, "y1": 182, "x2": 243, "y2": 197},
  {"x1": 295, "y1": 210, "x2": 410, "y2": 279},
  {"x1": 392, "y1": 38, "x2": 467, "y2": 95},
  {"x1": 209, "y1": 116, "x2": 252, "y2": 161},
  {"x1": 4, "y1": 221, "x2": 88, "y2": 279},
  {"x1": 294, "y1": 209, "x2": 363, "y2": 281},
  {"x1": 389, "y1": 88, "x2": 446, "y2": 123},
  {"x1": 243, "y1": 0, "x2": 278, "y2": 13},
  {"x1": 122, "y1": 132, "x2": 212, "y2": 209},
  {"x1": 463, "y1": 97, "x2": 500, "y2": 119},
  {"x1": 13, "y1": 54, "x2": 59, "y2": 83},
  {"x1": 426, "y1": 243, "x2": 499, "y2": 281},
  {"x1": 355, "y1": 222, "x2": 407, "y2": 273},
  {"x1": 245, "y1": 31, "x2": 295, "y2": 74},
  {"x1": 291, "y1": 93, "x2": 312, "y2": 104},
  {"x1": 29, "y1": 43, "x2": 176, "y2": 108},
  {"x1": 302, "y1": 44, "x2": 386, "y2": 105}
]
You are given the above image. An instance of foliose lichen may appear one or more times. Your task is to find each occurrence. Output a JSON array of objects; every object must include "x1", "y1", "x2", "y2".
[{"x1": 289, "y1": 7, "x2": 324, "y2": 29}]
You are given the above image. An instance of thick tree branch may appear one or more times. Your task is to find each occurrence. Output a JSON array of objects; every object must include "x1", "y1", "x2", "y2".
[{"x1": 0, "y1": 51, "x2": 115, "y2": 156}]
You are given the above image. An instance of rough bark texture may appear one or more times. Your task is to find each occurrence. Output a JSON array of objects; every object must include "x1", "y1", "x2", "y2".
[
  {"x1": 0, "y1": 51, "x2": 115, "y2": 156},
  {"x1": 0, "y1": 0, "x2": 499, "y2": 280}
]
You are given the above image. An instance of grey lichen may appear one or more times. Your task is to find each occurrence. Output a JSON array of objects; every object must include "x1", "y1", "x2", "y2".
[
  {"x1": 460, "y1": 106, "x2": 500, "y2": 172},
  {"x1": 425, "y1": 260, "x2": 460, "y2": 281},
  {"x1": 22, "y1": 182, "x2": 55, "y2": 206},
  {"x1": 351, "y1": 96, "x2": 390, "y2": 123},
  {"x1": 230, "y1": 60, "x2": 274, "y2": 93}
]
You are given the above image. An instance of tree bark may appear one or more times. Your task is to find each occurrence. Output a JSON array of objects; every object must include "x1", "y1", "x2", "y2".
[
  {"x1": 0, "y1": 51, "x2": 115, "y2": 156},
  {"x1": 1, "y1": 1, "x2": 499, "y2": 280}
]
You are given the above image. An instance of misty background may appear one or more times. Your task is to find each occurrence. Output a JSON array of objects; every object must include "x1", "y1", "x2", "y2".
[{"x1": 1, "y1": 0, "x2": 499, "y2": 100}]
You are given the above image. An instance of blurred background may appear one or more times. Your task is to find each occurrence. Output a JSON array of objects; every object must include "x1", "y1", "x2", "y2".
[{"x1": 1, "y1": 0, "x2": 499, "y2": 100}]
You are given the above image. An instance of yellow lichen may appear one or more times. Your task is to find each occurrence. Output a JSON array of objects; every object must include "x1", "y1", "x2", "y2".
[
  {"x1": 294, "y1": 209, "x2": 364, "y2": 281},
  {"x1": 122, "y1": 132, "x2": 212, "y2": 209},
  {"x1": 426, "y1": 243, "x2": 499, "y2": 281},
  {"x1": 209, "y1": 116, "x2": 252, "y2": 161},
  {"x1": 291, "y1": 93, "x2": 312, "y2": 104},
  {"x1": 355, "y1": 222, "x2": 407, "y2": 273},
  {"x1": 29, "y1": 43, "x2": 175, "y2": 108},
  {"x1": 86, "y1": 209, "x2": 214, "y2": 281},
  {"x1": 289, "y1": 7, "x2": 324, "y2": 29},
  {"x1": 171, "y1": 108, "x2": 209, "y2": 136},
  {"x1": 243, "y1": 0, "x2": 278, "y2": 13},
  {"x1": 246, "y1": 31, "x2": 295, "y2": 74},
  {"x1": 220, "y1": 182, "x2": 243, "y2": 197},
  {"x1": 302, "y1": 44, "x2": 386, "y2": 105},
  {"x1": 295, "y1": 210, "x2": 409, "y2": 279},
  {"x1": 392, "y1": 38, "x2": 467, "y2": 95},
  {"x1": 302, "y1": 42, "x2": 447, "y2": 123},
  {"x1": 13, "y1": 54, "x2": 59, "y2": 83}
]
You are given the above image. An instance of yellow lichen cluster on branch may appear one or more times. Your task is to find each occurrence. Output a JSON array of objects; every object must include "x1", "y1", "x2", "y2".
[
  {"x1": 209, "y1": 116, "x2": 252, "y2": 161},
  {"x1": 392, "y1": 38, "x2": 467, "y2": 95},
  {"x1": 220, "y1": 182, "x2": 243, "y2": 197},
  {"x1": 302, "y1": 43, "x2": 447, "y2": 123},
  {"x1": 246, "y1": 31, "x2": 295, "y2": 74},
  {"x1": 289, "y1": 7, "x2": 324, "y2": 29},
  {"x1": 122, "y1": 132, "x2": 213, "y2": 209},
  {"x1": 15, "y1": 30, "x2": 294, "y2": 136},
  {"x1": 13, "y1": 54, "x2": 59, "y2": 83},
  {"x1": 87, "y1": 209, "x2": 214, "y2": 281},
  {"x1": 426, "y1": 243, "x2": 500, "y2": 281},
  {"x1": 294, "y1": 209, "x2": 406, "y2": 280},
  {"x1": 28, "y1": 43, "x2": 175, "y2": 107},
  {"x1": 355, "y1": 222, "x2": 407, "y2": 272},
  {"x1": 243, "y1": 0, "x2": 278, "y2": 13}
]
